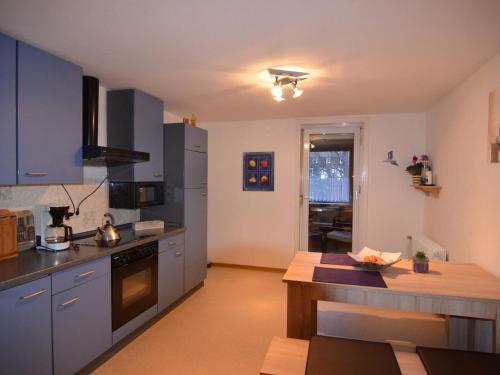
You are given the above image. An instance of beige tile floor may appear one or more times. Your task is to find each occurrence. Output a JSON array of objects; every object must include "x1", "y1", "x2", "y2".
[
  {"x1": 93, "y1": 266, "x2": 287, "y2": 375},
  {"x1": 93, "y1": 264, "x2": 446, "y2": 374}
]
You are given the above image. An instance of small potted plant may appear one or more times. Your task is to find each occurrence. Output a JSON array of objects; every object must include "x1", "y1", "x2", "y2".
[
  {"x1": 406, "y1": 155, "x2": 423, "y2": 185},
  {"x1": 413, "y1": 251, "x2": 429, "y2": 273}
]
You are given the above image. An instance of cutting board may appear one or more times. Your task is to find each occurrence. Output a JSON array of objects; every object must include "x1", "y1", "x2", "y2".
[{"x1": 0, "y1": 209, "x2": 18, "y2": 260}]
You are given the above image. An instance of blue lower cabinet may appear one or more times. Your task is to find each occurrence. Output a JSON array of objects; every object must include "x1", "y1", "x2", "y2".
[
  {"x1": 0, "y1": 277, "x2": 52, "y2": 375},
  {"x1": 52, "y1": 273, "x2": 112, "y2": 375},
  {"x1": 158, "y1": 244, "x2": 185, "y2": 312}
]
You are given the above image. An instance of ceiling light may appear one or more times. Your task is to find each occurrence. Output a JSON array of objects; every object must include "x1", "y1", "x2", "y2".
[
  {"x1": 292, "y1": 80, "x2": 303, "y2": 98},
  {"x1": 271, "y1": 79, "x2": 283, "y2": 98},
  {"x1": 267, "y1": 68, "x2": 309, "y2": 101}
]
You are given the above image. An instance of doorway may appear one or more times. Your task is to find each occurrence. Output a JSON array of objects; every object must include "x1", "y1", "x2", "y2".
[{"x1": 300, "y1": 125, "x2": 362, "y2": 253}]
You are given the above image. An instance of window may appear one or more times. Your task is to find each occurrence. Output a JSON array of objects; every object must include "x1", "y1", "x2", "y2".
[{"x1": 309, "y1": 151, "x2": 351, "y2": 203}]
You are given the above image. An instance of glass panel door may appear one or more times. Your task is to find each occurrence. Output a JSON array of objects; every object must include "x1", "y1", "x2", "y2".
[{"x1": 300, "y1": 126, "x2": 361, "y2": 253}]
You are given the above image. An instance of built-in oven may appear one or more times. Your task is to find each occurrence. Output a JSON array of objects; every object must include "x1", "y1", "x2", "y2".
[
  {"x1": 111, "y1": 241, "x2": 158, "y2": 331},
  {"x1": 109, "y1": 181, "x2": 164, "y2": 209}
]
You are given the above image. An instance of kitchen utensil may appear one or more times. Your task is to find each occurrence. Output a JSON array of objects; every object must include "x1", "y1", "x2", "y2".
[
  {"x1": 0, "y1": 209, "x2": 18, "y2": 260},
  {"x1": 96, "y1": 213, "x2": 121, "y2": 247}
]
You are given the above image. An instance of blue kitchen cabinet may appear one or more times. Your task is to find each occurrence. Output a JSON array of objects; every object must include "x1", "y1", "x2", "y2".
[
  {"x1": 17, "y1": 41, "x2": 83, "y2": 184},
  {"x1": 52, "y1": 270, "x2": 112, "y2": 375},
  {"x1": 0, "y1": 276, "x2": 52, "y2": 375},
  {"x1": 107, "y1": 89, "x2": 164, "y2": 182},
  {"x1": 158, "y1": 234, "x2": 185, "y2": 312},
  {"x1": 0, "y1": 33, "x2": 16, "y2": 185},
  {"x1": 184, "y1": 188, "x2": 208, "y2": 292}
]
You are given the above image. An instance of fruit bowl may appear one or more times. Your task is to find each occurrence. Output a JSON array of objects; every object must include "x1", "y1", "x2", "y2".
[{"x1": 347, "y1": 247, "x2": 401, "y2": 271}]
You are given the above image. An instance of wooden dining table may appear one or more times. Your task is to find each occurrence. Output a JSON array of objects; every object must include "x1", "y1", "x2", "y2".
[{"x1": 283, "y1": 251, "x2": 500, "y2": 353}]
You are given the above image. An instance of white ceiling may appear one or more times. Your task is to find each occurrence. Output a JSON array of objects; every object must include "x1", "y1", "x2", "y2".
[{"x1": 1, "y1": 0, "x2": 500, "y2": 121}]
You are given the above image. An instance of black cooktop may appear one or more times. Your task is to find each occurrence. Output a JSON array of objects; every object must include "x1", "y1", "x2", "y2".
[{"x1": 75, "y1": 228, "x2": 157, "y2": 248}]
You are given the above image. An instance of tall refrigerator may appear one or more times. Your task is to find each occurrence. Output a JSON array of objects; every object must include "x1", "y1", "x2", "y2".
[{"x1": 141, "y1": 123, "x2": 207, "y2": 292}]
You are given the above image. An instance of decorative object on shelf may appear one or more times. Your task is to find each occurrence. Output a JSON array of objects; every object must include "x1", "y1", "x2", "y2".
[
  {"x1": 488, "y1": 89, "x2": 500, "y2": 162},
  {"x1": 182, "y1": 117, "x2": 190, "y2": 125},
  {"x1": 420, "y1": 155, "x2": 434, "y2": 185},
  {"x1": 267, "y1": 68, "x2": 309, "y2": 102},
  {"x1": 406, "y1": 155, "x2": 424, "y2": 184},
  {"x1": 413, "y1": 251, "x2": 429, "y2": 273},
  {"x1": 383, "y1": 150, "x2": 399, "y2": 166},
  {"x1": 243, "y1": 152, "x2": 274, "y2": 191},
  {"x1": 190, "y1": 114, "x2": 197, "y2": 126}
]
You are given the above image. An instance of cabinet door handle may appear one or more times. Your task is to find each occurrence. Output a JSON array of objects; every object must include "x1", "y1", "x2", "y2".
[
  {"x1": 25, "y1": 172, "x2": 48, "y2": 176},
  {"x1": 153, "y1": 173, "x2": 163, "y2": 177},
  {"x1": 168, "y1": 241, "x2": 177, "y2": 246},
  {"x1": 201, "y1": 193, "x2": 207, "y2": 196},
  {"x1": 20, "y1": 288, "x2": 48, "y2": 301},
  {"x1": 175, "y1": 251, "x2": 182, "y2": 257},
  {"x1": 58, "y1": 296, "x2": 80, "y2": 308},
  {"x1": 75, "y1": 270, "x2": 95, "y2": 280},
  {"x1": 200, "y1": 181, "x2": 207, "y2": 184},
  {"x1": 194, "y1": 145, "x2": 201, "y2": 148}
]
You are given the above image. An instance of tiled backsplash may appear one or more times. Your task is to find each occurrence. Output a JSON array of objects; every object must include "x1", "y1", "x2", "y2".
[{"x1": 0, "y1": 165, "x2": 138, "y2": 234}]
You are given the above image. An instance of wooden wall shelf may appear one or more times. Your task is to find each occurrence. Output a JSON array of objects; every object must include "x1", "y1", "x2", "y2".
[{"x1": 412, "y1": 184, "x2": 441, "y2": 195}]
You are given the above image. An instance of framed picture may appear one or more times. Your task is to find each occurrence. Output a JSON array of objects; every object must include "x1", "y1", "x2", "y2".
[{"x1": 243, "y1": 152, "x2": 274, "y2": 191}]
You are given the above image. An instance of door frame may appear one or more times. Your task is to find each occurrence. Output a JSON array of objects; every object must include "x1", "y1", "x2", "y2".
[{"x1": 299, "y1": 123, "x2": 365, "y2": 252}]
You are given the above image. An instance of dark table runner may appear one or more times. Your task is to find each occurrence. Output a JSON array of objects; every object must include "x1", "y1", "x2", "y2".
[
  {"x1": 320, "y1": 253, "x2": 358, "y2": 266},
  {"x1": 312, "y1": 267, "x2": 387, "y2": 288},
  {"x1": 306, "y1": 335, "x2": 402, "y2": 375},
  {"x1": 416, "y1": 346, "x2": 500, "y2": 375}
]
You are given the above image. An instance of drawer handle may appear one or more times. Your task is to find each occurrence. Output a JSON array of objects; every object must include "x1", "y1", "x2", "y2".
[
  {"x1": 175, "y1": 251, "x2": 182, "y2": 257},
  {"x1": 25, "y1": 172, "x2": 48, "y2": 176},
  {"x1": 75, "y1": 270, "x2": 95, "y2": 279},
  {"x1": 59, "y1": 296, "x2": 80, "y2": 308},
  {"x1": 201, "y1": 193, "x2": 207, "y2": 196},
  {"x1": 194, "y1": 145, "x2": 201, "y2": 148},
  {"x1": 153, "y1": 173, "x2": 163, "y2": 177},
  {"x1": 200, "y1": 181, "x2": 208, "y2": 184},
  {"x1": 20, "y1": 288, "x2": 47, "y2": 301},
  {"x1": 168, "y1": 241, "x2": 177, "y2": 246}
]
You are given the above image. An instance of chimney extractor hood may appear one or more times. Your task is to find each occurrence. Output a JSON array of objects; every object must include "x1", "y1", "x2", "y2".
[{"x1": 82, "y1": 76, "x2": 149, "y2": 165}]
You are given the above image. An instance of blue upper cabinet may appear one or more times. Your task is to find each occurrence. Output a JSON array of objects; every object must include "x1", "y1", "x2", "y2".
[
  {"x1": 134, "y1": 90, "x2": 164, "y2": 181},
  {"x1": 0, "y1": 34, "x2": 16, "y2": 185},
  {"x1": 17, "y1": 41, "x2": 83, "y2": 184},
  {"x1": 107, "y1": 89, "x2": 164, "y2": 182}
]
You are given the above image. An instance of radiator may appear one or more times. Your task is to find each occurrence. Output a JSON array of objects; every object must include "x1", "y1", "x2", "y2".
[{"x1": 408, "y1": 234, "x2": 447, "y2": 261}]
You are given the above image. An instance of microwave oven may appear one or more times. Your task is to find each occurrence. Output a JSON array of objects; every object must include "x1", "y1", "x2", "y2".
[{"x1": 109, "y1": 181, "x2": 164, "y2": 209}]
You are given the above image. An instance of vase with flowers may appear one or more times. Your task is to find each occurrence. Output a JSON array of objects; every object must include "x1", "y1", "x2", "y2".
[{"x1": 406, "y1": 155, "x2": 423, "y2": 185}]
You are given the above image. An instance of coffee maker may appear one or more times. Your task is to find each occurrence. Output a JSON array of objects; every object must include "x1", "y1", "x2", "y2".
[{"x1": 34, "y1": 205, "x2": 73, "y2": 251}]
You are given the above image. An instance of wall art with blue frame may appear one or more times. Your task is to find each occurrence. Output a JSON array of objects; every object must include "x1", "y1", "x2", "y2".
[{"x1": 243, "y1": 152, "x2": 274, "y2": 191}]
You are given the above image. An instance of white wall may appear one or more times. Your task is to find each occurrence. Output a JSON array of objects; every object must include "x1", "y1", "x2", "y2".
[
  {"x1": 200, "y1": 112, "x2": 426, "y2": 268},
  {"x1": 366, "y1": 113, "x2": 426, "y2": 255},
  {"x1": 425, "y1": 52, "x2": 500, "y2": 276},
  {"x1": 0, "y1": 86, "x2": 138, "y2": 234}
]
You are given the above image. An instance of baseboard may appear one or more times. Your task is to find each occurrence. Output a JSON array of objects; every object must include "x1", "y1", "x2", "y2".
[{"x1": 210, "y1": 262, "x2": 286, "y2": 273}]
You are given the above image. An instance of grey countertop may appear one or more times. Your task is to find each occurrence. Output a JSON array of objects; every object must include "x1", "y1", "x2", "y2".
[{"x1": 0, "y1": 225, "x2": 186, "y2": 291}]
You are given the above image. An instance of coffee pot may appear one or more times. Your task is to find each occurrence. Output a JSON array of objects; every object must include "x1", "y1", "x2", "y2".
[{"x1": 43, "y1": 206, "x2": 73, "y2": 251}]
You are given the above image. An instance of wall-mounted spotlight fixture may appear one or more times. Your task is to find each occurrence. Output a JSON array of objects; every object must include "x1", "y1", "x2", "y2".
[{"x1": 268, "y1": 68, "x2": 309, "y2": 102}]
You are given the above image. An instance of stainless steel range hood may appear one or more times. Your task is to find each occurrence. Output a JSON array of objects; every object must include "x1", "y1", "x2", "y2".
[{"x1": 82, "y1": 76, "x2": 149, "y2": 165}]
